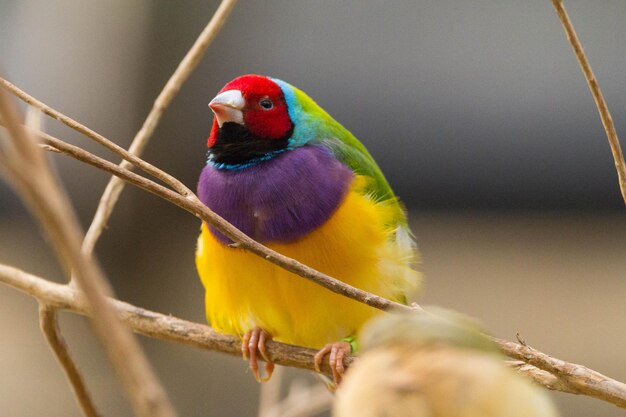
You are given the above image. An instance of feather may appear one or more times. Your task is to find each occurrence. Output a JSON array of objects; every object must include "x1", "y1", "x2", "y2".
[
  {"x1": 197, "y1": 74, "x2": 421, "y2": 353},
  {"x1": 196, "y1": 179, "x2": 420, "y2": 348}
]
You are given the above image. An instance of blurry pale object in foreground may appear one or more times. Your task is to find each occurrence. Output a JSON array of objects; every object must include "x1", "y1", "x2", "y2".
[{"x1": 333, "y1": 309, "x2": 559, "y2": 417}]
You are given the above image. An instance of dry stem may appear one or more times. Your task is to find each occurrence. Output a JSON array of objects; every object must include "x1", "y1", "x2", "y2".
[
  {"x1": 0, "y1": 263, "x2": 347, "y2": 377},
  {"x1": 2, "y1": 262, "x2": 608, "y2": 401},
  {"x1": 37, "y1": 129, "x2": 411, "y2": 313},
  {"x1": 83, "y1": 0, "x2": 238, "y2": 254},
  {"x1": 498, "y1": 338, "x2": 626, "y2": 408},
  {"x1": 4, "y1": 263, "x2": 626, "y2": 408},
  {"x1": 0, "y1": 77, "x2": 191, "y2": 197},
  {"x1": 0, "y1": 89, "x2": 177, "y2": 417},
  {"x1": 551, "y1": 0, "x2": 626, "y2": 205},
  {"x1": 39, "y1": 304, "x2": 101, "y2": 417},
  {"x1": 507, "y1": 361, "x2": 576, "y2": 394}
]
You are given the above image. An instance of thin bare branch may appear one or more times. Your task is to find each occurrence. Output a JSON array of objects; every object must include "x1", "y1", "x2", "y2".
[
  {"x1": 0, "y1": 77, "x2": 192, "y2": 198},
  {"x1": 0, "y1": 88, "x2": 178, "y2": 417},
  {"x1": 83, "y1": 0, "x2": 238, "y2": 255},
  {"x1": 3, "y1": 263, "x2": 625, "y2": 408},
  {"x1": 551, "y1": 0, "x2": 626, "y2": 205},
  {"x1": 39, "y1": 304, "x2": 101, "y2": 417},
  {"x1": 34, "y1": 129, "x2": 413, "y2": 314},
  {"x1": 497, "y1": 338, "x2": 626, "y2": 408},
  {"x1": 507, "y1": 360, "x2": 576, "y2": 394},
  {"x1": 0, "y1": 263, "x2": 347, "y2": 378}
]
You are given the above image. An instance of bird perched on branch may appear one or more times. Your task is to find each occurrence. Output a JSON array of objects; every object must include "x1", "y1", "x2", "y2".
[
  {"x1": 334, "y1": 310, "x2": 560, "y2": 417},
  {"x1": 196, "y1": 74, "x2": 419, "y2": 382}
]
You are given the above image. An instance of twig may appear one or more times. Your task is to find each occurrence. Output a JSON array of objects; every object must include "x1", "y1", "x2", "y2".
[
  {"x1": 3, "y1": 261, "x2": 601, "y2": 401},
  {"x1": 507, "y1": 360, "x2": 576, "y2": 394},
  {"x1": 25, "y1": 104, "x2": 99, "y2": 417},
  {"x1": 551, "y1": 0, "x2": 626, "y2": 205},
  {"x1": 39, "y1": 304, "x2": 101, "y2": 417},
  {"x1": 0, "y1": 88, "x2": 178, "y2": 417},
  {"x1": 0, "y1": 263, "x2": 348, "y2": 378},
  {"x1": 2, "y1": 70, "x2": 414, "y2": 313},
  {"x1": 32, "y1": 129, "x2": 413, "y2": 314},
  {"x1": 83, "y1": 0, "x2": 238, "y2": 254},
  {"x1": 0, "y1": 77, "x2": 192, "y2": 198},
  {"x1": 497, "y1": 337, "x2": 626, "y2": 408}
]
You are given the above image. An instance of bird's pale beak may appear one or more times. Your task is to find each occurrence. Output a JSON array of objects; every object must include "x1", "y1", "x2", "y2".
[{"x1": 209, "y1": 89, "x2": 245, "y2": 127}]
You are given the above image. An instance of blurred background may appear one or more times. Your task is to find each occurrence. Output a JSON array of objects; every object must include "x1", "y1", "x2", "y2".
[{"x1": 1, "y1": 1, "x2": 625, "y2": 416}]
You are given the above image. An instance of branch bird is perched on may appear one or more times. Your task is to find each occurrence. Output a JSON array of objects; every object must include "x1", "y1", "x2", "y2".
[
  {"x1": 334, "y1": 310, "x2": 560, "y2": 417},
  {"x1": 196, "y1": 74, "x2": 420, "y2": 382}
]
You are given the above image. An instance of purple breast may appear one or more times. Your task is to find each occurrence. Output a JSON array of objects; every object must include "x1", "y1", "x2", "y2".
[{"x1": 198, "y1": 145, "x2": 354, "y2": 244}]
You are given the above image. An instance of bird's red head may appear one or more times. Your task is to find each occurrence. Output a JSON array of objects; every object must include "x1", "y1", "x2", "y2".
[{"x1": 207, "y1": 75, "x2": 292, "y2": 148}]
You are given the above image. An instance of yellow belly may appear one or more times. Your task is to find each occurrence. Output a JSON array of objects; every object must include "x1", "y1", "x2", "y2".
[{"x1": 196, "y1": 184, "x2": 419, "y2": 349}]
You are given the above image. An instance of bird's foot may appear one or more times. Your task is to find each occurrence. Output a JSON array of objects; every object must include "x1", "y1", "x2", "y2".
[
  {"x1": 314, "y1": 341, "x2": 352, "y2": 385},
  {"x1": 242, "y1": 328, "x2": 275, "y2": 382}
]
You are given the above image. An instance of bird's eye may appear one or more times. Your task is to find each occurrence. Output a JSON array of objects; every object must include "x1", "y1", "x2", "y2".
[{"x1": 259, "y1": 98, "x2": 273, "y2": 110}]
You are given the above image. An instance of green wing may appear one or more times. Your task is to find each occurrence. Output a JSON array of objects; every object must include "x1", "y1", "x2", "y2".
[
  {"x1": 280, "y1": 81, "x2": 420, "y2": 302},
  {"x1": 286, "y1": 84, "x2": 409, "y2": 228},
  {"x1": 322, "y1": 133, "x2": 395, "y2": 201},
  {"x1": 325, "y1": 132, "x2": 410, "y2": 227},
  {"x1": 293, "y1": 87, "x2": 406, "y2": 226}
]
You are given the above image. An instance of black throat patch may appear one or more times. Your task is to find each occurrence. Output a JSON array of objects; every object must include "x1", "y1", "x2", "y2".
[{"x1": 208, "y1": 122, "x2": 293, "y2": 166}]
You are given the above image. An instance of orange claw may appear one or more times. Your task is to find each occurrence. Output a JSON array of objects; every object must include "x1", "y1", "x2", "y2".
[
  {"x1": 314, "y1": 341, "x2": 352, "y2": 384},
  {"x1": 241, "y1": 328, "x2": 275, "y2": 382}
]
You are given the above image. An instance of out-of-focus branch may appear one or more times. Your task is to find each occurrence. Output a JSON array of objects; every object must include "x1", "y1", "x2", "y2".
[
  {"x1": 25, "y1": 105, "x2": 99, "y2": 417},
  {"x1": 2, "y1": 4, "x2": 238, "y2": 414},
  {"x1": 83, "y1": 0, "x2": 238, "y2": 254},
  {"x1": 39, "y1": 304, "x2": 101, "y2": 417},
  {"x1": 258, "y1": 364, "x2": 285, "y2": 417},
  {"x1": 261, "y1": 379, "x2": 333, "y2": 417},
  {"x1": 551, "y1": 0, "x2": 626, "y2": 205},
  {"x1": 0, "y1": 89, "x2": 177, "y2": 417}
]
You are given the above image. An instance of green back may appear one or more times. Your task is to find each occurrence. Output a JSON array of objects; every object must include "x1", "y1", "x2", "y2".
[{"x1": 273, "y1": 78, "x2": 408, "y2": 228}]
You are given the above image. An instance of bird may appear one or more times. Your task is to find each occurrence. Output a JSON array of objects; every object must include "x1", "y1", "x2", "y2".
[
  {"x1": 334, "y1": 309, "x2": 560, "y2": 417},
  {"x1": 195, "y1": 74, "x2": 420, "y2": 382}
]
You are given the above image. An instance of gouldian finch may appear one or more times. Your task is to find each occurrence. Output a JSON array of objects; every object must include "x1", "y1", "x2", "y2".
[
  {"x1": 196, "y1": 74, "x2": 419, "y2": 381},
  {"x1": 334, "y1": 310, "x2": 560, "y2": 417}
]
